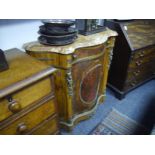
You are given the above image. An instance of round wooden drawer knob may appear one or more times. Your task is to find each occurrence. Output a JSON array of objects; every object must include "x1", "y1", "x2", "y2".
[
  {"x1": 8, "y1": 100, "x2": 21, "y2": 113},
  {"x1": 136, "y1": 60, "x2": 143, "y2": 66},
  {"x1": 139, "y1": 53, "x2": 144, "y2": 57},
  {"x1": 17, "y1": 123, "x2": 27, "y2": 134},
  {"x1": 133, "y1": 70, "x2": 140, "y2": 76}
]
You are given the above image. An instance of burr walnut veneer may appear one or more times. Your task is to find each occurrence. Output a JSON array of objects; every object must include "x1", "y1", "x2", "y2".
[
  {"x1": 0, "y1": 49, "x2": 59, "y2": 134},
  {"x1": 24, "y1": 28, "x2": 117, "y2": 130}
]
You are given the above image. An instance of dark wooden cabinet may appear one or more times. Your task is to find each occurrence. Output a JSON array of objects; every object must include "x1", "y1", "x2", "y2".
[
  {"x1": 24, "y1": 29, "x2": 117, "y2": 131},
  {"x1": 0, "y1": 49, "x2": 59, "y2": 134},
  {"x1": 105, "y1": 20, "x2": 155, "y2": 99}
]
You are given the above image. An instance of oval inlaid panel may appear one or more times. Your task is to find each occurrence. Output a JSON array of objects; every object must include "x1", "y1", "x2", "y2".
[{"x1": 80, "y1": 64, "x2": 102, "y2": 104}]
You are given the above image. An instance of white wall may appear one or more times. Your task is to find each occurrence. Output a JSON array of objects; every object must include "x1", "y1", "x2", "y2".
[
  {"x1": 0, "y1": 20, "x2": 41, "y2": 51},
  {"x1": 0, "y1": 19, "x2": 104, "y2": 51}
]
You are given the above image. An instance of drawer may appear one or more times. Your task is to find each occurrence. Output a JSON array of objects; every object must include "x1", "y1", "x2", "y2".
[
  {"x1": 72, "y1": 44, "x2": 105, "y2": 63},
  {"x1": 131, "y1": 46, "x2": 155, "y2": 60},
  {"x1": 124, "y1": 72, "x2": 153, "y2": 91},
  {"x1": 58, "y1": 44, "x2": 105, "y2": 69},
  {"x1": 0, "y1": 95, "x2": 56, "y2": 135},
  {"x1": 129, "y1": 54, "x2": 155, "y2": 69},
  {"x1": 27, "y1": 114, "x2": 59, "y2": 135},
  {"x1": 27, "y1": 51, "x2": 59, "y2": 66},
  {"x1": 0, "y1": 77, "x2": 53, "y2": 122},
  {"x1": 126, "y1": 62, "x2": 155, "y2": 81}
]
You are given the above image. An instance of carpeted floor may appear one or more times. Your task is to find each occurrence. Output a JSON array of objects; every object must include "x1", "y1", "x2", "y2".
[
  {"x1": 61, "y1": 79, "x2": 155, "y2": 135},
  {"x1": 91, "y1": 108, "x2": 149, "y2": 135}
]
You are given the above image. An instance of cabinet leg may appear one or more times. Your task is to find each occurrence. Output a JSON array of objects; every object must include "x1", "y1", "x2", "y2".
[
  {"x1": 107, "y1": 83, "x2": 126, "y2": 100},
  {"x1": 115, "y1": 92, "x2": 126, "y2": 100}
]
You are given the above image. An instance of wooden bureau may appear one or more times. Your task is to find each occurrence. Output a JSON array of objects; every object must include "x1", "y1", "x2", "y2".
[
  {"x1": 24, "y1": 28, "x2": 117, "y2": 131},
  {"x1": 105, "y1": 20, "x2": 155, "y2": 99},
  {"x1": 0, "y1": 48, "x2": 59, "y2": 135}
]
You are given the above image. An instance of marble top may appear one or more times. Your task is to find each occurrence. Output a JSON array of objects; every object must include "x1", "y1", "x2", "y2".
[{"x1": 24, "y1": 28, "x2": 117, "y2": 55}]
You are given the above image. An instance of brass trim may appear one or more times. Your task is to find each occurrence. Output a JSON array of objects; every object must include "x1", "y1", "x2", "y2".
[
  {"x1": 0, "y1": 67, "x2": 57, "y2": 99},
  {"x1": 59, "y1": 93, "x2": 106, "y2": 127},
  {"x1": 107, "y1": 49, "x2": 113, "y2": 68},
  {"x1": 66, "y1": 69, "x2": 73, "y2": 96}
]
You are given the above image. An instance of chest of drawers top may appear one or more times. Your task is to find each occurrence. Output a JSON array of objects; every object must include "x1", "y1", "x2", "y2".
[{"x1": 0, "y1": 48, "x2": 57, "y2": 98}]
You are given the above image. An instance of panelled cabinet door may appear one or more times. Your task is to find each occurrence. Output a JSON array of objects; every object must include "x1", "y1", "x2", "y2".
[{"x1": 71, "y1": 46, "x2": 105, "y2": 116}]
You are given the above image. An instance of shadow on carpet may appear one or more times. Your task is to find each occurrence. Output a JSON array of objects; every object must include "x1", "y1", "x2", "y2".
[{"x1": 90, "y1": 109, "x2": 149, "y2": 135}]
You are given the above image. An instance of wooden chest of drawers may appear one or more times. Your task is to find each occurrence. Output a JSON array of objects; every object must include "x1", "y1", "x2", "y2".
[
  {"x1": 105, "y1": 20, "x2": 155, "y2": 99},
  {"x1": 24, "y1": 28, "x2": 117, "y2": 131},
  {"x1": 0, "y1": 48, "x2": 59, "y2": 134}
]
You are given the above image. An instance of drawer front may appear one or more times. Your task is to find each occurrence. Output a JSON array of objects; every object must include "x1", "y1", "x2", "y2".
[
  {"x1": 129, "y1": 54, "x2": 155, "y2": 69},
  {"x1": 126, "y1": 62, "x2": 155, "y2": 81},
  {"x1": 26, "y1": 51, "x2": 59, "y2": 66},
  {"x1": 72, "y1": 44, "x2": 105, "y2": 63},
  {"x1": 0, "y1": 95, "x2": 56, "y2": 135},
  {"x1": 27, "y1": 114, "x2": 59, "y2": 135},
  {"x1": 131, "y1": 46, "x2": 155, "y2": 60},
  {"x1": 58, "y1": 44, "x2": 105, "y2": 69},
  {"x1": 0, "y1": 77, "x2": 53, "y2": 122},
  {"x1": 124, "y1": 71, "x2": 153, "y2": 91}
]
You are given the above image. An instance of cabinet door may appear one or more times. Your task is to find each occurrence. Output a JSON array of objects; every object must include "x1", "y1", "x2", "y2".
[{"x1": 71, "y1": 45, "x2": 105, "y2": 115}]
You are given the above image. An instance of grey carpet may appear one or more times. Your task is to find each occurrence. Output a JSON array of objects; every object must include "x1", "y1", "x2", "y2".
[{"x1": 61, "y1": 79, "x2": 155, "y2": 135}]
